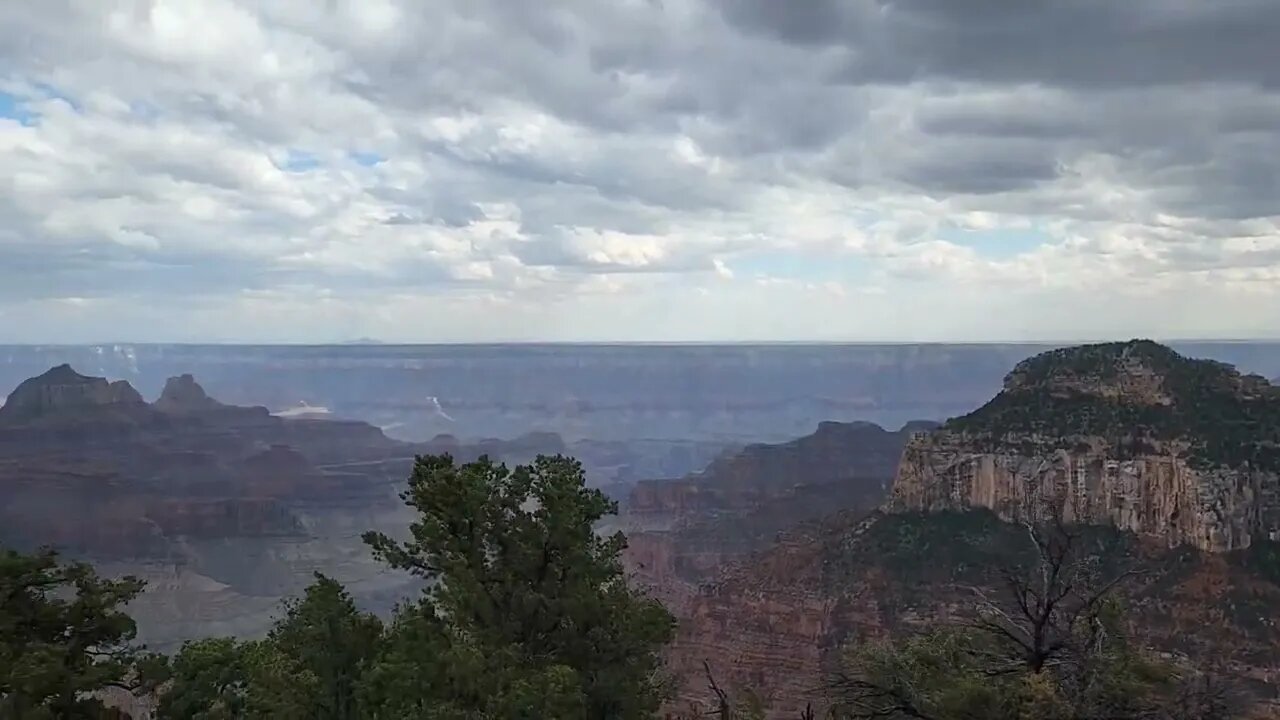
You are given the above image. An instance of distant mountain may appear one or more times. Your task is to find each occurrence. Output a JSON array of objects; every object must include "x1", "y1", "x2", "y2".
[
  {"x1": 3, "y1": 342, "x2": 1280, "y2": 444},
  {"x1": 339, "y1": 337, "x2": 386, "y2": 345},
  {"x1": 153, "y1": 373, "x2": 225, "y2": 413},
  {"x1": 0, "y1": 363, "x2": 146, "y2": 425},
  {"x1": 0, "y1": 363, "x2": 732, "y2": 649}
]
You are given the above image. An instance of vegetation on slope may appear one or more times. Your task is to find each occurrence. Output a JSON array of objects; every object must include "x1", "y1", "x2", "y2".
[
  {"x1": 825, "y1": 510, "x2": 1139, "y2": 592},
  {"x1": 945, "y1": 340, "x2": 1280, "y2": 471}
]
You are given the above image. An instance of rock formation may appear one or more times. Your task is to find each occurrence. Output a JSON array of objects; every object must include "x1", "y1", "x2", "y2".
[
  {"x1": 891, "y1": 340, "x2": 1280, "y2": 551},
  {"x1": 153, "y1": 373, "x2": 224, "y2": 413},
  {"x1": 0, "y1": 364, "x2": 146, "y2": 424}
]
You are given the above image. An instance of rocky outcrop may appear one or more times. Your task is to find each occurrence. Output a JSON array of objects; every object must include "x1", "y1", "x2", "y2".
[
  {"x1": 891, "y1": 341, "x2": 1280, "y2": 552},
  {"x1": 154, "y1": 373, "x2": 223, "y2": 413},
  {"x1": 627, "y1": 479, "x2": 709, "y2": 520},
  {"x1": 0, "y1": 364, "x2": 146, "y2": 424}
]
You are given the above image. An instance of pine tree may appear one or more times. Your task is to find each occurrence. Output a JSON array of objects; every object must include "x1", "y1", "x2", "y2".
[{"x1": 361, "y1": 454, "x2": 675, "y2": 719}]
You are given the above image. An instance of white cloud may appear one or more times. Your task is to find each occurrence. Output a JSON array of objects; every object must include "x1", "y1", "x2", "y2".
[{"x1": 0, "y1": 1, "x2": 1278, "y2": 341}]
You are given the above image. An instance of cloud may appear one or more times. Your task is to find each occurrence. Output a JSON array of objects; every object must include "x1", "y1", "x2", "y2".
[{"x1": 0, "y1": 0, "x2": 1278, "y2": 342}]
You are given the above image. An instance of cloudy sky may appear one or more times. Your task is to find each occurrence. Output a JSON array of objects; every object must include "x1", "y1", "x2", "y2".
[{"x1": 2, "y1": 1, "x2": 1279, "y2": 343}]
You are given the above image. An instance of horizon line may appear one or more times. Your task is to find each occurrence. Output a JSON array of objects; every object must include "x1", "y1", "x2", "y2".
[{"x1": 4, "y1": 337, "x2": 1280, "y2": 348}]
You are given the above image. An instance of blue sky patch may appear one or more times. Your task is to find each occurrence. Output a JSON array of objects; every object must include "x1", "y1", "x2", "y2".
[
  {"x1": 0, "y1": 91, "x2": 38, "y2": 126},
  {"x1": 937, "y1": 225, "x2": 1049, "y2": 259},
  {"x1": 350, "y1": 150, "x2": 385, "y2": 166},
  {"x1": 281, "y1": 149, "x2": 322, "y2": 172}
]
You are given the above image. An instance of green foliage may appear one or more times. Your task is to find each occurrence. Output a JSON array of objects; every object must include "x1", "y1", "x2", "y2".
[
  {"x1": 945, "y1": 340, "x2": 1280, "y2": 472},
  {"x1": 0, "y1": 547, "x2": 163, "y2": 719},
  {"x1": 158, "y1": 574, "x2": 381, "y2": 720},
  {"x1": 360, "y1": 453, "x2": 676, "y2": 719},
  {"x1": 266, "y1": 574, "x2": 382, "y2": 720},
  {"x1": 829, "y1": 511, "x2": 1134, "y2": 597},
  {"x1": 158, "y1": 637, "x2": 252, "y2": 720},
  {"x1": 846, "y1": 510, "x2": 1033, "y2": 582},
  {"x1": 833, "y1": 629, "x2": 1012, "y2": 719},
  {"x1": 834, "y1": 614, "x2": 1180, "y2": 720}
]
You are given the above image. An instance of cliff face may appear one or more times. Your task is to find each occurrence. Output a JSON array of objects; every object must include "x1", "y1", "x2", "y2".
[
  {"x1": 893, "y1": 437, "x2": 1278, "y2": 552},
  {"x1": 891, "y1": 341, "x2": 1280, "y2": 552}
]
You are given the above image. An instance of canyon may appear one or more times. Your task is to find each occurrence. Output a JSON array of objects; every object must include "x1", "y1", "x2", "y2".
[
  {"x1": 653, "y1": 341, "x2": 1280, "y2": 717},
  {"x1": 4, "y1": 342, "x2": 1280, "y2": 716}
]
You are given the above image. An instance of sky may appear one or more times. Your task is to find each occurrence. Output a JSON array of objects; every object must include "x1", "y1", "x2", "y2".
[{"x1": 1, "y1": 1, "x2": 1279, "y2": 344}]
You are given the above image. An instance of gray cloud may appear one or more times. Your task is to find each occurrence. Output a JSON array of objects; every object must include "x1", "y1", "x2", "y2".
[
  {"x1": 0, "y1": 0, "x2": 1277, "y2": 341},
  {"x1": 721, "y1": 0, "x2": 1280, "y2": 88}
]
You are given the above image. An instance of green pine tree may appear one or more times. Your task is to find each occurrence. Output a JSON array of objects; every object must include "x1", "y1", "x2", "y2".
[
  {"x1": 360, "y1": 453, "x2": 676, "y2": 719},
  {"x1": 0, "y1": 547, "x2": 164, "y2": 719}
]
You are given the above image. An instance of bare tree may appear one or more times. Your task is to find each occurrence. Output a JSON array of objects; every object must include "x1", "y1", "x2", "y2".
[
  {"x1": 965, "y1": 516, "x2": 1136, "y2": 677},
  {"x1": 825, "y1": 511, "x2": 1184, "y2": 720}
]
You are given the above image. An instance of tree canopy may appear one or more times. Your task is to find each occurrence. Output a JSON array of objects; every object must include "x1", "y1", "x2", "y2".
[
  {"x1": 361, "y1": 453, "x2": 675, "y2": 719},
  {"x1": 0, "y1": 548, "x2": 164, "y2": 719}
]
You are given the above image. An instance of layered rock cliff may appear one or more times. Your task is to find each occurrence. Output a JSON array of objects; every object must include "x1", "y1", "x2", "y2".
[{"x1": 891, "y1": 340, "x2": 1280, "y2": 551}]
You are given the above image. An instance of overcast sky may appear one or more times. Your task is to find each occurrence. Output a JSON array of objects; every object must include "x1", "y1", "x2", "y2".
[{"x1": 2, "y1": 1, "x2": 1279, "y2": 343}]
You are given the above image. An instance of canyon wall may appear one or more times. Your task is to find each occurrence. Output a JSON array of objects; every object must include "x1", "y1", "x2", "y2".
[
  {"x1": 616, "y1": 421, "x2": 927, "y2": 615},
  {"x1": 892, "y1": 435, "x2": 1280, "y2": 551}
]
